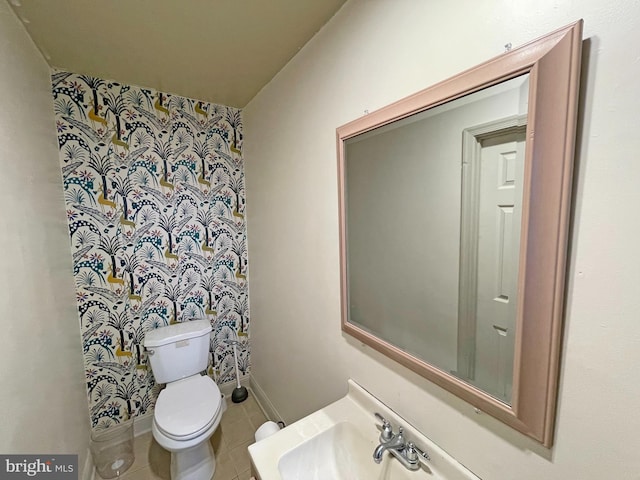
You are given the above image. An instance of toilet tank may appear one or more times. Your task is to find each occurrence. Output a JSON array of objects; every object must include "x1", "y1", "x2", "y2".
[{"x1": 144, "y1": 320, "x2": 212, "y2": 384}]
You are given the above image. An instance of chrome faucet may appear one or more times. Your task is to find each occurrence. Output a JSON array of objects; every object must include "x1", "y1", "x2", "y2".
[{"x1": 373, "y1": 413, "x2": 430, "y2": 471}]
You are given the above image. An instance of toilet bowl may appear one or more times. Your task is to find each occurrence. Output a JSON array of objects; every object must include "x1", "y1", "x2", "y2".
[
  {"x1": 153, "y1": 375, "x2": 222, "y2": 480},
  {"x1": 144, "y1": 320, "x2": 224, "y2": 480}
]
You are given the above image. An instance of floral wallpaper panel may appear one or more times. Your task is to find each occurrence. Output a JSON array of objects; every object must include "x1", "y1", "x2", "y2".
[{"x1": 52, "y1": 71, "x2": 249, "y2": 429}]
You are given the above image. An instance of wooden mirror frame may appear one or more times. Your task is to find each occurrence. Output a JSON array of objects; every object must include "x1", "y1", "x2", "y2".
[{"x1": 337, "y1": 21, "x2": 583, "y2": 447}]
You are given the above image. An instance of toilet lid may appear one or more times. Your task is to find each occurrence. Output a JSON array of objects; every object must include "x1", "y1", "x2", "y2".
[{"x1": 155, "y1": 375, "x2": 221, "y2": 439}]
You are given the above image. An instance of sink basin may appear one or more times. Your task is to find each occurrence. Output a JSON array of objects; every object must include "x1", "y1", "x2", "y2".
[
  {"x1": 278, "y1": 421, "x2": 420, "y2": 480},
  {"x1": 248, "y1": 380, "x2": 479, "y2": 480},
  {"x1": 278, "y1": 422, "x2": 372, "y2": 479}
]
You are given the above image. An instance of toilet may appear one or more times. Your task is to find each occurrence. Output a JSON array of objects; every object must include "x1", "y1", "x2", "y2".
[{"x1": 144, "y1": 319, "x2": 224, "y2": 480}]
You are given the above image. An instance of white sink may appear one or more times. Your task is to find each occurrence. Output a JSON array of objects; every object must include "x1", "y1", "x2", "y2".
[
  {"x1": 248, "y1": 380, "x2": 479, "y2": 480},
  {"x1": 278, "y1": 421, "x2": 421, "y2": 480}
]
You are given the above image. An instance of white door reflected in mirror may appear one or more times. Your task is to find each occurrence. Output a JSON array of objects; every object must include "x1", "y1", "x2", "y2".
[{"x1": 458, "y1": 125, "x2": 526, "y2": 403}]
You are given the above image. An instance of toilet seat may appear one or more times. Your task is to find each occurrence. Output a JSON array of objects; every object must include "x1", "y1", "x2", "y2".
[{"x1": 155, "y1": 375, "x2": 221, "y2": 441}]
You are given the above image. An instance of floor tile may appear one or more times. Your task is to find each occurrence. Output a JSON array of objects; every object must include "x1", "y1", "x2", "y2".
[
  {"x1": 221, "y1": 402, "x2": 248, "y2": 426},
  {"x1": 212, "y1": 449, "x2": 237, "y2": 480},
  {"x1": 228, "y1": 441, "x2": 252, "y2": 475},
  {"x1": 221, "y1": 416, "x2": 255, "y2": 449},
  {"x1": 210, "y1": 428, "x2": 226, "y2": 457},
  {"x1": 247, "y1": 411, "x2": 268, "y2": 431},
  {"x1": 118, "y1": 465, "x2": 156, "y2": 480},
  {"x1": 236, "y1": 469, "x2": 253, "y2": 480},
  {"x1": 241, "y1": 397, "x2": 263, "y2": 417},
  {"x1": 127, "y1": 432, "x2": 153, "y2": 474}
]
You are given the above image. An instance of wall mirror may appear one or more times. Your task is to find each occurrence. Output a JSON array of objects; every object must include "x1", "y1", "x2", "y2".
[{"x1": 337, "y1": 21, "x2": 583, "y2": 446}]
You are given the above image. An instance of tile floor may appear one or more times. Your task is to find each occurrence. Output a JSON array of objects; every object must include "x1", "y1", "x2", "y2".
[{"x1": 114, "y1": 394, "x2": 267, "y2": 480}]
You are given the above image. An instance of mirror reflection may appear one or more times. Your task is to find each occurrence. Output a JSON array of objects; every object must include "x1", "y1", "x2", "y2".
[{"x1": 344, "y1": 75, "x2": 529, "y2": 404}]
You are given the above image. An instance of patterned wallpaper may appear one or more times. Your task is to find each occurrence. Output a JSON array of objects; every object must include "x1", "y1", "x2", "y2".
[{"x1": 51, "y1": 71, "x2": 249, "y2": 429}]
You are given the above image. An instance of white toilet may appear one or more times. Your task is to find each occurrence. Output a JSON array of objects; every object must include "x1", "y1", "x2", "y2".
[{"x1": 144, "y1": 319, "x2": 225, "y2": 480}]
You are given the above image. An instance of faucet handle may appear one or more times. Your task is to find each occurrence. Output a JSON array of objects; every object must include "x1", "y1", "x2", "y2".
[
  {"x1": 374, "y1": 413, "x2": 394, "y2": 441},
  {"x1": 405, "y1": 442, "x2": 430, "y2": 463},
  {"x1": 374, "y1": 412, "x2": 388, "y2": 424}
]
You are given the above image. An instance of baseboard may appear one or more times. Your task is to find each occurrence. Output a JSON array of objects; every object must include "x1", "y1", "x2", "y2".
[
  {"x1": 133, "y1": 411, "x2": 154, "y2": 436},
  {"x1": 81, "y1": 448, "x2": 95, "y2": 480},
  {"x1": 249, "y1": 375, "x2": 285, "y2": 425},
  {"x1": 132, "y1": 375, "x2": 251, "y2": 437}
]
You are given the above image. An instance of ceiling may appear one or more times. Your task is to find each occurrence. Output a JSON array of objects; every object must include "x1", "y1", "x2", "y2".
[{"x1": 7, "y1": 0, "x2": 347, "y2": 108}]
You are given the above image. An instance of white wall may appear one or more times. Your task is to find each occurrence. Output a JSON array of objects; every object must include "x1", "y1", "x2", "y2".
[
  {"x1": 244, "y1": 0, "x2": 640, "y2": 478},
  {"x1": 0, "y1": 1, "x2": 91, "y2": 471}
]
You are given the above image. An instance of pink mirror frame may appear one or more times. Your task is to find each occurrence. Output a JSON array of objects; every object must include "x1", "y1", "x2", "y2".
[{"x1": 337, "y1": 21, "x2": 583, "y2": 447}]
